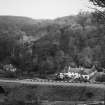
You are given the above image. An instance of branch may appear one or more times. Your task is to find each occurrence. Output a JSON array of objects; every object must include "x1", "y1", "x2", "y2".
[{"x1": 90, "y1": 0, "x2": 105, "y2": 8}]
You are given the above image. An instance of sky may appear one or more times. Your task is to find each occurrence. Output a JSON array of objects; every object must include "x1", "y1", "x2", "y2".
[{"x1": 0, "y1": 0, "x2": 93, "y2": 19}]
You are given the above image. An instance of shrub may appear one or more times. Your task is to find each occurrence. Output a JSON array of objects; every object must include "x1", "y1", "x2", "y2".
[{"x1": 95, "y1": 73, "x2": 105, "y2": 82}]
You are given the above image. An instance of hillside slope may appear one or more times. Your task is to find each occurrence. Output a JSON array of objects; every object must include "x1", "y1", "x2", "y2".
[{"x1": 0, "y1": 14, "x2": 105, "y2": 78}]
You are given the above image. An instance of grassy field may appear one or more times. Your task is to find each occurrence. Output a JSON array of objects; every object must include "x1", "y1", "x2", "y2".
[{"x1": 0, "y1": 80, "x2": 104, "y2": 103}]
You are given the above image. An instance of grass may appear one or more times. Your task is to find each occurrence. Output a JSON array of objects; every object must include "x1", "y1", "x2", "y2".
[{"x1": 0, "y1": 80, "x2": 104, "y2": 103}]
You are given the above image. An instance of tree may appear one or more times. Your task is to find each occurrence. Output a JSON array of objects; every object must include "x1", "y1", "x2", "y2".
[
  {"x1": 90, "y1": 0, "x2": 105, "y2": 7},
  {"x1": 89, "y1": 0, "x2": 105, "y2": 25},
  {"x1": 0, "y1": 24, "x2": 24, "y2": 61},
  {"x1": 76, "y1": 12, "x2": 89, "y2": 30},
  {"x1": 77, "y1": 47, "x2": 93, "y2": 67}
]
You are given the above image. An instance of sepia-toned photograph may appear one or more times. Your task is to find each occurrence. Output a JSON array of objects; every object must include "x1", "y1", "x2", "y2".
[{"x1": 0, "y1": 0, "x2": 104, "y2": 105}]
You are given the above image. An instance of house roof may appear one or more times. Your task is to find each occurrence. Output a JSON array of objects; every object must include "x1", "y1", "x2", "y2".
[
  {"x1": 64, "y1": 67, "x2": 93, "y2": 75},
  {"x1": 84, "y1": 68, "x2": 93, "y2": 74},
  {"x1": 68, "y1": 68, "x2": 80, "y2": 73}
]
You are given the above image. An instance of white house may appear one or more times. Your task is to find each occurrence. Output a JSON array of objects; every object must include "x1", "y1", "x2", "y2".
[
  {"x1": 63, "y1": 66, "x2": 81, "y2": 79},
  {"x1": 63, "y1": 66, "x2": 97, "y2": 80}
]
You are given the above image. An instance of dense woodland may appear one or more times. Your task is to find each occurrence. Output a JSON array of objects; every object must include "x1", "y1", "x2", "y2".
[{"x1": 0, "y1": 10, "x2": 105, "y2": 78}]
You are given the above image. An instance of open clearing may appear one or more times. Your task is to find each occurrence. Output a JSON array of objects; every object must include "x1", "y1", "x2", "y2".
[{"x1": 0, "y1": 79, "x2": 104, "y2": 102}]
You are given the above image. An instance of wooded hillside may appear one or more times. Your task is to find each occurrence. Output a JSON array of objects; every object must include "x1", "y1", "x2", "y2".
[{"x1": 0, "y1": 12, "x2": 105, "y2": 77}]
